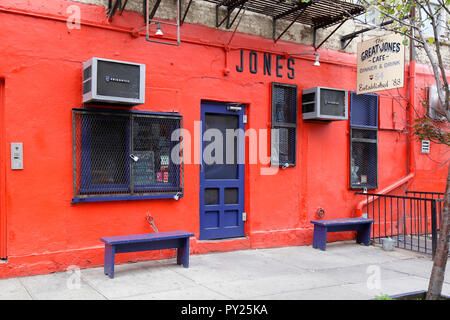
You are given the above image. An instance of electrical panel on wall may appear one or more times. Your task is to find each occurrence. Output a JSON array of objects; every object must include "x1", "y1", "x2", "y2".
[
  {"x1": 301, "y1": 87, "x2": 348, "y2": 121},
  {"x1": 421, "y1": 140, "x2": 430, "y2": 154},
  {"x1": 82, "y1": 57, "x2": 145, "y2": 106}
]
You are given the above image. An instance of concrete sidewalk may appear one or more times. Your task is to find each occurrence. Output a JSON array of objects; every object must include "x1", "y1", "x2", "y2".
[{"x1": 1, "y1": 241, "x2": 449, "y2": 300}]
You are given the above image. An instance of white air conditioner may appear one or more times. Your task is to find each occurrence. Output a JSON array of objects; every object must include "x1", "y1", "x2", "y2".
[
  {"x1": 302, "y1": 87, "x2": 348, "y2": 120},
  {"x1": 82, "y1": 57, "x2": 145, "y2": 106}
]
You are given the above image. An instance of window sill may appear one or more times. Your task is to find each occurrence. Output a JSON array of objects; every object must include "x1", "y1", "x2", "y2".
[
  {"x1": 71, "y1": 193, "x2": 183, "y2": 204},
  {"x1": 350, "y1": 186, "x2": 377, "y2": 191}
]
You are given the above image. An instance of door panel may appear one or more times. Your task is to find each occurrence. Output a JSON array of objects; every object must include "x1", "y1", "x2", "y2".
[
  {"x1": 199, "y1": 101, "x2": 245, "y2": 240},
  {"x1": 204, "y1": 113, "x2": 239, "y2": 180}
]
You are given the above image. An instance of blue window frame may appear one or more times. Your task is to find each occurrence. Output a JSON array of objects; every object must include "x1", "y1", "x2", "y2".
[
  {"x1": 72, "y1": 108, "x2": 183, "y2": 203},
  {"x1": 349, "y1": 92, "x2": 378, "y2": 189}
]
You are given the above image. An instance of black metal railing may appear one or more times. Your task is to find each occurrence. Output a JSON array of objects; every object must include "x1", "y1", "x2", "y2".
[
  {"x1": 405, "y1": 191, "x2": 445, "y2": 199},
  {"x1": 406, "y1": 191, "x2": 445, "y2": 227},
  {"x1": 356, "y1": 191, "x2": 445, "y2": 257}
]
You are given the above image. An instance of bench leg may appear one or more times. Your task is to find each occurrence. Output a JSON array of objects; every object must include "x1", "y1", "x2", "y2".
[
  {"x1": 104, "y1": 244, "x2": 115, "y2": 279},
  {"x1": 177, "y1": 238, "x2": 190, "y2": 268},
  {"x1": 356, "y1": 225, "x2": 372, "y2": 246},
  {"x1": 312, "y1": 225, "x2": 327, "y2": 251}
]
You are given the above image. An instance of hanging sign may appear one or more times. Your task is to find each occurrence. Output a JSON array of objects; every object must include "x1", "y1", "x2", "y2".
[{"x1": 357, "y1": 33, "x2": 405, "y2": 94}]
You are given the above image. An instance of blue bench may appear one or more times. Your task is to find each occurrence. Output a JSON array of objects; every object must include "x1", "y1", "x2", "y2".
[
  {"x1": 100, "y1": 230, "x2": 195, "y2": 278},
  {"x1": 311, "y1": 218, "x2": 374, "y2": 251}
]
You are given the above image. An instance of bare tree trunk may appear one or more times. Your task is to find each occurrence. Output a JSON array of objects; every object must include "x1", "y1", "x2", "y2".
[{"x1": 426, "y1": 164, "x2": 450, "y2": 299}]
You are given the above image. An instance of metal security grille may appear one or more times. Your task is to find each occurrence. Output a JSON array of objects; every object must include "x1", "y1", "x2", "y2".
[
  {"x1": 271, "y1": 82, "x2": 298, "y2": 166},
  {"x1": 350, "y1": 92, "x2": 378, "y2": 128},
  {"x1": 350, "y1": 92, "x2": 378, "y2": 189},
  {"x1": 350, "y1": 128, "x2": 378, "y2": 189},
  {"x1": 72, "y1": 109, "x2": 183, "y2": 202},
  {"x1": 320, "y1": 89, "x2": 346, "y2": 117},
  {"x1": 301, "y1": 92, "x2": 315, "y2": 114}
]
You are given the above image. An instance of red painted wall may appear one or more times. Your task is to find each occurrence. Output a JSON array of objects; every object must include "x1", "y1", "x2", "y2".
[{"x1": 0, "y1": 0, "x2": 448, "y2": 278}]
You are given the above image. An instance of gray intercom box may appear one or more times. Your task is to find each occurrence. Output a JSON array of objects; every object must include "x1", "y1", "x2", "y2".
[{"x1": 11, "y1": 143, "x2": 23, "y2": 170}]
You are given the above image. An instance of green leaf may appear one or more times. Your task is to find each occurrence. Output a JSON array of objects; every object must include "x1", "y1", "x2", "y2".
[
  {"x1": 402, "y1": 39, "x2": 409, "y2": 46},
  {"x1": 427, "y1": 37, "x2": 435, "y2": 44},
  {"x1": 375, "y1": 294, "x2": 393, "y2": 300}
]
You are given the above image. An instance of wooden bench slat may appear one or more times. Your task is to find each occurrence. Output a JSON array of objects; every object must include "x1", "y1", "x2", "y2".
[
  {"x1": 310, "y1": 218, "x2": 374, "y2": 227},
  {"x1": 101, "y1": 230, "x2": 194, "y2": 245}
]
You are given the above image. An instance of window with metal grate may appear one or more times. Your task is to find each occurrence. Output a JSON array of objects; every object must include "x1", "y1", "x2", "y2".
[
  {"x1": 270, "y1": 82, "x2": 298, "y2": 167},
  {"x1": 72, "y1": 108, "x2": 183, "y2": 203},
  {"x1": 349, "y1": 92, "x2": 378, "y2": 189},
  {"x1": 350, "y1": 92, "x2": 378, "y2": 128}
]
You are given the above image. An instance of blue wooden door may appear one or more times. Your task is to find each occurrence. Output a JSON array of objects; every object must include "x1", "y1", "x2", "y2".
[{"x1": 199, "y1": 101, "x2": 245, "y2": 240}]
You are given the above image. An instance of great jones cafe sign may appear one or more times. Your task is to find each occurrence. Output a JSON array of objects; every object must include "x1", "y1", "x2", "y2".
[{"x1": 357, "y1": 33, "x2": 405, "y2": 94}]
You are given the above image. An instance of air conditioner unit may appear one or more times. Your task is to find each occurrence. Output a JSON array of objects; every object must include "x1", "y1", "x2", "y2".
[
  {"x1": 428, "y1": 85, "x2": 445, "y2": 121},
  {"x1": 302, "y1": 87, "x2": 348, "y2": 120},
  {"x1": 82, "y1": 57, "x2": 145, "y2": 106}
]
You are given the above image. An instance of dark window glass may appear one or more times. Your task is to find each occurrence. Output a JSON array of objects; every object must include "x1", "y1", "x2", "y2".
[
  {"x1": 272, "y1": 126, "x2": 296, "y2": 165},
  {"x1": 224, "y1": 188, "x2": 238, "y2": 204},
  {"x1": 272, "y1": 83, "x2": 297, "y2": 124},
  {"x1": 351, "y1": 140, "x2": 377, "y2": 188},
  {"x1": 88, "y1": 116, "x2": 128, "y2": 186},
  {"x1": 205, "y1": 188, "x2": 219, "y2": 205},
  {"x1": 132, "y1": 117, "x2": 176, "y2": 188},
  {"x1": 351, "y1": 129, "x2": 377, "y2": 140},
  {"x1": 204, "y1": 113, "x2": 239, "y2": 180}
]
